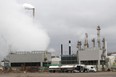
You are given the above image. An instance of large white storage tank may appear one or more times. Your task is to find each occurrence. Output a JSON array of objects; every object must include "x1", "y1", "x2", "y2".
[{"x1": 51, "y1": 56, "x2": 61, "y2": 65}]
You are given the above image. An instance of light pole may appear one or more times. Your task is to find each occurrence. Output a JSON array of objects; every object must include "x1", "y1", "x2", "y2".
[{"x1": 23, "y1": 3, "x2": 35, "y2": 18}]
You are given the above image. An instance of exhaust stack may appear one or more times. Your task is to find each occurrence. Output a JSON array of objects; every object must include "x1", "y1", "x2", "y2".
[
  {"x1": 61, "y1": 44, "x2": 63, "y2": 56},
  {"x1": 69, "y1": 40, "x2": 71, "y2": 55}
]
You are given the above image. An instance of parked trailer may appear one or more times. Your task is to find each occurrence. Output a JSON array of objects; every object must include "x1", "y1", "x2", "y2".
[
  {"x1": 111, "y1": 66, "x2": 116, "y2": 71},
  {"x1": 49, "y1": 64, "x2": 96, "y2": 73}
]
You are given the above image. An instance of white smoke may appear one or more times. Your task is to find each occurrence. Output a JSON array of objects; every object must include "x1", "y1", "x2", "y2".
[
  {"x1": 0, "y1": 0, "x2": 50, "y2": 59},
  {"x1": 23, "y1": 3, "x2": 35, "y2": 9}
]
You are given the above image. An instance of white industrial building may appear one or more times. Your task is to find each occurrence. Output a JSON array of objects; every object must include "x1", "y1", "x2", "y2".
[
  {"x1": 78, "y1": 48, "x2": 107, "y2": 71},
  {"x1": 5, "y1": 51, "x2": 51, "y2": 67},
  {"x1": 77, "y1": 26, "x2": 107, "y2": 71},
  {"x1": 107, "y1": 53, "x2": 116, "y2": 69}
]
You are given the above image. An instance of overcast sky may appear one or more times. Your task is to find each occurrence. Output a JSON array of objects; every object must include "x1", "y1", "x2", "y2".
[
  {"x1": 1, "y1": 0, "x2": 116, "y2": 57},
  {"x1": 17, "y1": 0, "x2": 116, "y2": 55}
]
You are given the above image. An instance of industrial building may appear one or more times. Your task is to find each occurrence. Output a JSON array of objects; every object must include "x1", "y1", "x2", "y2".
[
  {"x1": 61, "y1": 55, "x2": 77, "y2": 64},
  {"x1": 61, "y1": 41, "x2": 78, "y2": 65},
  {"x1": 1, "y1": 26, "x2": 111, "y2": 72},
  {"x1": 77, "y1": 26, "x2": 107, "y2": 71},
  {"x1": 60, "y1": 26, "x2": 108, "y2": 71},
  {"x1": 107, "y1": 52, "x2": 116, "y2": 70},
  {"x1": 5, "y1": 51, "x2": 51, "y2": 67}
]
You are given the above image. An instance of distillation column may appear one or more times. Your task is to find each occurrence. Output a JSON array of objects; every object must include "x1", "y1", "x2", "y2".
[
  {"x1": 84, "y1": 33, "x2": 89, "y2": 49},
  {"x1": 77, "y1": 41, "x2": 82, "y2": 64},
  {"x1": 92, "y1": 38, "x2": 95, "y2": 47},
  {"x1": 97, "y1": 26, "x2": 101, "y2": 49}
]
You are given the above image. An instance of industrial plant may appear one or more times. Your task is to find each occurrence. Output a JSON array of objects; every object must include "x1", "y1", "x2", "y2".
[
  {"x1": 0, "y1": 26, "x2": 116, "y2": 72},
  {"x1": 77, "y1": 26, "x2": 107, "y2": 71},
  {"x1": 60, "y1": 26, "x2": 115, "y2": 71}
]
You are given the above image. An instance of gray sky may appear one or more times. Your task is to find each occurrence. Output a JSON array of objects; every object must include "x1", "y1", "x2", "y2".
[
  {"x1": 17, "y1": 0, "x2": 116, "y2": 55},
  {"x1": 0, "y1": 0, "x2": 116, "y2": 57}
]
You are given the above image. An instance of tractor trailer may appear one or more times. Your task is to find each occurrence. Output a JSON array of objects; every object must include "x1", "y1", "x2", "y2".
[{"x1": 49, "y1": 64, "x2": 96, "y2": 73}]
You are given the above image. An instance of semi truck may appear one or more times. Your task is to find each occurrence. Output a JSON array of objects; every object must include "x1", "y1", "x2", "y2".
[{"x1": 49, "y1": 64, "x2": 96, "y2": 73}]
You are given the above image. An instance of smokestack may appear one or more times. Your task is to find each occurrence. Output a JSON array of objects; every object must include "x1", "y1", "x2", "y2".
[
  {"x1": 92, "y1": 38, "x2": 95, "y2": 47},
  {"x1": 61, "y1": 44, "x2": 63, "y2": 56},
  {"x1": 69, "y1": 40, "x2": 71, "y2": 55},
  {"x1": 32, "y1": 8, "x2": 35, "y2": 18},
  {"x1": 97, "y1": 26, "x2": 101, "y2": 48},
  {"x1": 23, "y1": 3, "x2": 35, "y2": 18}
]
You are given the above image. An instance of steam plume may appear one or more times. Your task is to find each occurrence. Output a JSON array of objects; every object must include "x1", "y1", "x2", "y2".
[
  {"x1": 0, "y1": 0, "x2": 50, "y2": 59},
  {"x1": 23, "y1": 3, "x2": 35, "y2": 9}
]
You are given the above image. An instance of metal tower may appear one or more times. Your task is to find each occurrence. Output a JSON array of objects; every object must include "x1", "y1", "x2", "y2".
[{"x1": 97, "y1": 26, "x2": 101, "y2": 49}]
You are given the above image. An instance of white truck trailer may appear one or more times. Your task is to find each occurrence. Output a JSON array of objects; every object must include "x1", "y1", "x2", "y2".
[{"x1": 49, "y1": 64, "x2": 96, "y2": 73}]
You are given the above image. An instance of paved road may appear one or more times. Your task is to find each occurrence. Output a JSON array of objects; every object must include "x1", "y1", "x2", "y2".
[{"x1": 0, "y1": 72, "x2": 116, "y2": 77}]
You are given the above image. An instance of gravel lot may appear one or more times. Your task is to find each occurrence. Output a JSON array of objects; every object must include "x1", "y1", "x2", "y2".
[{"x1": 0, "y1": 72, "x2": 116, "y2": 77}]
